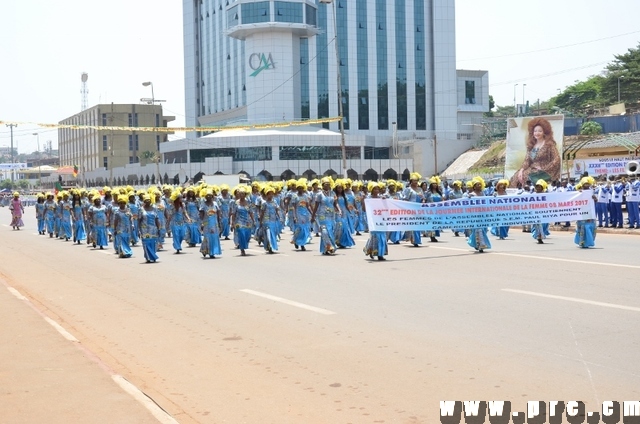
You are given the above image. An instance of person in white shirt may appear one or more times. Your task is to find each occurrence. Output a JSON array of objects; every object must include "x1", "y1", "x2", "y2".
[
  {"x1": 625, "y1": 176, "x2": 640, "y2": 229},
  {"x1": 595, "y1": 181, "x2": 611, "y2": 228}
]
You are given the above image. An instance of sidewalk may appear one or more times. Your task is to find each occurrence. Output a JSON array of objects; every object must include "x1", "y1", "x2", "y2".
[
  {"x1": 0, "y1": 284, "x2": 165, "y2": 424},
  {"x1": 549, "y1": 223, "x2": 640, "y2": 235}
]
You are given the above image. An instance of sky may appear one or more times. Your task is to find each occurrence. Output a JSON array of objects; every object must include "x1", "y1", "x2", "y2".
[{"x1": 1, "y1": 0, "x2": 639, "y2": 156}]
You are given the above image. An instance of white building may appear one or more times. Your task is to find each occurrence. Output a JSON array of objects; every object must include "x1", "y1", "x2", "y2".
[{"x1": 80, "y1": 0, "x2": 488, "y2": 185}]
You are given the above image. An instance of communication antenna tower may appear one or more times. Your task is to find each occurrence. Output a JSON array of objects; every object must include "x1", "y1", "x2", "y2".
[{"x1": 81, "y1": 72, "x2": 89, "y2": 111}]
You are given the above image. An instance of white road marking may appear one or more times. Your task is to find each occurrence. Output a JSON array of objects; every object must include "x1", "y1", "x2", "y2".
[
  {"x1": 112, "y1": 375, "x2": 179, "y2": 424},
  {"x1": 502, "y1": 289, "x2": 640, "y2": 313},
  {"x1": 7, "y1": 286, "x2": 27, "y2": 300},
  {"x1": 240, "y1": 289, "x2": 336, "y2": 315},
  {"x1": 429, "y1": 245, "x2": 640, "y2": 269},
  {"x1": 43, "y1": 317, "x2": 80, "y2": 342}
]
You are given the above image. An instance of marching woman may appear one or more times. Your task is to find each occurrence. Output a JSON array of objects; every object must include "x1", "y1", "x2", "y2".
[
  {"x1": 184, "y1": 188, "x2": 202, "y2": 247},
  {"x1": 363, "y1": 182, "x2": 388, "y2": 261},
  {"x1": 60, "y1": 192, "x2": 73, "y2": 241},
  {"x1": 386, "y1": 180, "x2": 404, "y2": 244},
  {"x1": 490, "y1": 179, "x2": 510, "y2": 240},
  {"x1": 138, "y1": 194, "x2": 161, "y2": 263},
  {"x1": 218, "y1": 184, "x2": 233, "y2": 240},
  {"x1": 231, "y1": 186, "x2": 254, "y2": 256},
  {"x1": 448, "y1": 181, "x2": 464, "y2": 237},
  {"x1": 353, "y1": 181, "x2": 368, "y2": 235},
  {"x1": 575, "y1": 176, "x2": 597, "y2": 248},
  {"x1": 466, "y1": 177, "x2": 492, "y2": 253},
  {"x1": 113, "y1": 196, "x2": 134, "y2": 258},
  {"x1": 259, "y1": 185, "x2": 281, "y2": 254},
  {"x1": 88, "y1": 194, "x2": 109, "y2": 249},
  {"x1": 84, "y1": 192, "x2": 95, "y2": 245},
  {"x1": 311, "y1": 177, "x2": 339, "y2": 255},
  {"x1": 44, "y1": 193, "x2": 57, "y2": 237},
  {"x1": 291, "y1": 178, "x2": 313, "y2": 251},
  {"x1": 71, "y1": 190, "x2": 87, "y2": 244},
  {"x1": 532, "y1": 180, "x2": 550, "y2": 244},
  {"x1": 199, "y1": 189, "x2": 223, "y2": 258},
  {"x1": 35, "y1": 193, "x2": 46, "y2": 235},
  {"x1": 424, "y1": 177, "x2": 444, "y2": 242},
  {"x1": 128, "y1": 192, "x2": 141, "y2": 246},
  {"x1": 153, "y1": 190, "x2": 166, "y2": 250},
  {"x1": 402, "y1": 172, "x2": 426, "y2": 247},
  {"x1": 9, "y1": 192, "x2": 24, "y2": 230},
  {"x1": 344, "y1": 180, "x2": 358, "y2": 236},
  {"x1": 169, "y1": 190, "x2": 189, "y2": 254},
  {"x1": 334, "y1": 180, "x2": 356, "y2": 249}
]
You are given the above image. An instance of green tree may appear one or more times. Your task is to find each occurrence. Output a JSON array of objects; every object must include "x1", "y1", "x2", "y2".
[
  {"x1": 494, "y1": 105, "x2": 516, "y2": 117},
  {"x1": 580, "y1": 121, "x2": 603, "y2": 136},
  {"x1": 603, "y1": 42, "x2": 640, "y2": 104},
  {"x1": 0, "y1": 179, "x2": 13, "y2": 190},
  {"x1": 554, "y1": 75, "x2": 605, "y2": 114}
]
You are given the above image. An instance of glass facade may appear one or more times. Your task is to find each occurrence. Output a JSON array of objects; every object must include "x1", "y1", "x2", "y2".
[
  {"x1": 279, "y1": 146, "x2": 361, "y2": 160},
  {"x1": 300, "y1": 37, "x2": 310, "y2": 120},
  {"x1": 395, "y1": 0, "x2": 407, "y2": 130},
  {"x1": 465, "y1": 81, "x2": 476, "y2": 104},
  {"x1": 364, "y1": 147, "x2": 390, "y2": 159},
  {"x1": 241, "y1": 2, "x2": 270, "y2": 24},
  {"x1": 414, "y1": 0, "x2": 426, "y2": 130},
  {"x1": 227, "y1": 5, "x2": 239, "y2": 27},
  {"x1": 190, "y1": 147, "x2": 272, "y2": 163},
  {"x1": 337, "y1": 1, "x2": 349, "y2": 130},
  {"x1": 316, "y1": 4, "x2": 330, "y2": 129},
  {"x1": 375, "y1": 0, "x2": 388, "y2": 130},
  {"x1": 305, "y1": 4, "x2": 316, "y2": 26},
  {"x1": 356, "y1": 0, "x2": 369, "y2": 130},
  {"x1": 274, "y1": 2, "x2": 303, "y2": 23}
]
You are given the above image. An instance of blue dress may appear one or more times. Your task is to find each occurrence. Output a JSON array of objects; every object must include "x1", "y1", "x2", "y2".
[
  {"x1": 200, "y1": 202, "x2": 222, "y2": 258},
  {"x1": 260, "y1": 200, "x2": 280, "y2": 252},
  {"x1": 90, "y1": 205, "x2": 109, "y2": 248},
  {"x1": 292, "y1": 193, "x2": 312, "y2": 248},
  {"x1": 335, "y1": 196, "x2": 356, "y2": 248},
  {"x1": 424, "y1": 191, "x2": 442, "y2": 239},
  {"x1": 218, "y1": 194, "x2": 233, "y2": 238},
  {"x1": 490, "y1": 192, "x2": 510, "y2": 239},
  {"x1": 402, "y1": 187, "x2": 425, "y2": 246},
  {"x1": 575, "y1": 189, "x2": 597, "y2": 248},
  {"x1": 314, "y1": 191, "x2": 338, "y2": 254},
  {"x1": 234, "y1": 201, "x2": 253, "y2": 250},
  {"x1": 344, "y1": 189, "x2": 357, "y2": 234},
  {"x1": 466, "y1": 192, "x2": 491, "y2": 252},
  {"x1": 113, "y1": 207, "x2": 134, "y2": 258},
  {"x1": 363, "y1": 195, "x2": 388, "y2": 259},
  {"x1": 139, "y1": 207, "x2": 160, "y2": 262},
  {"x1": 128, "y1": 201, "x2": 141, "y2": 245},
  {"x1": 170, "y1": 205, "x2": 187, "y2": 252},
  {"x1": 72, "y1": 202, "x2": 87, "y2": 243},
  {"x1": 35, "y1": 202, "x2": 46, "y2": 234},
  {"x1": 185, "y1": 200, "x2": 202, "y2": 245}
]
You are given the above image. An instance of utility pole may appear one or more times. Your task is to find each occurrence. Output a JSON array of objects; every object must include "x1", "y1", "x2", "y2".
[
  {"x1": 109, "y1": 103, "x2": 115, "y2": 186},
  {"x1": 6, "y1": 123, "x2": 17, "y2": 182}
]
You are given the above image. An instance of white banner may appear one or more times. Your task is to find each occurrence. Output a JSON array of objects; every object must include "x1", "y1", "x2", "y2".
[
  {"x1": 0, "y1": 163, "x2": 27, "y2": 170},
  {"x1": 365, "y1": 192, "x2": 595, "y2": 232},
  {"x1": 572, "y1": 156, "x2": 640, "y2": 177}
]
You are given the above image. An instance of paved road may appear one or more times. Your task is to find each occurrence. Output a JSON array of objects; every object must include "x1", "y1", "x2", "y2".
[{"x1": 1, "y1": 207, "x2": 639, "y2": 423}]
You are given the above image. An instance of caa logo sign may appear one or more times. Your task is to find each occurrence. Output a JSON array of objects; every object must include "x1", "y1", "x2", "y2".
[{"x1": 249, "y1": 53, "x2": 275, "y2": 77}]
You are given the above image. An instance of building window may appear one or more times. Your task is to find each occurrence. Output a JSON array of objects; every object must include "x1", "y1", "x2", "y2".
[
  {"x1": 227, "y1": 5, "x2": 239, "y2": 27},
  {"x1": 364, "y1": 147, "x2": 390, "y2": 159},
  {"x1": 465, "y1": 81, "x2": 476, "y2": 104},
  {"x1": 155, "y1": 114, "x2": 160, "y2": 127},
  {"x1": 241, "y1": 1, "x2": 270, "y2": 24},
  {"x1": 128, "y1": 135, "x2": 139, "y2": 151},
  {"x1": 101, "y1": 113, "x2": 107, "y2": 126},
  {"x1": 103, "y1": 157, "x2": 108, "y2": 169},
  {"x1": 275, "y1": 2, "x2": 303, "y2": 23},
  {"x1": 279, "y1": 146, "x2": 360, "y2": 160},
  {"x1": 129, "y1": 156, "x2": 135, "y2": 164},
  {"x1": 305, "y1": 4, "x2": 316, "y2": 26},
  {"x1": 128, "y1": 113, "x2": 133, "y2": 127},
  {"x1": 102, "y1": 135, "x2": 108, "y2": 151}
]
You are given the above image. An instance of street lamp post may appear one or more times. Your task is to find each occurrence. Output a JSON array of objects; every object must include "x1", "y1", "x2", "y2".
[
  {"x1": 522, "y1": 83, "x2": 527, "y2": 115},
  {"x1": 142, "y1": 81, "x2": 155, "y2": 104},
  {"x1": 320, "y1": 0, "x2": 347, "y2": 178},
  {"x1": 618, "y1": 75, "x2": 624, "y2": 103},
  {"x1": 142, "y1": 81, "x2": 165, "y2": 183},
  {"x1": 513, "y1": 84, "x2": 518, "y2": 114}
]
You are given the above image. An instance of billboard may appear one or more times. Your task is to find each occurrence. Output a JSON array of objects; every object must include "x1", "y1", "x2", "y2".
[
  {"x1": 505, "y1": 115, "x2": 564, "y2": 187},
  {"x1": 0, "y1": 163, "x2": 27, "y2": 170},
  {"x1": 572, "y1": 156, "x2": 640, "y2": 178}
]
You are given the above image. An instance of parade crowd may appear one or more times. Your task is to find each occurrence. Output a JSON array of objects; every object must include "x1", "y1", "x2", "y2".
[{"x1": 7, "y1": 170, "x2": 633, "y2": 263}]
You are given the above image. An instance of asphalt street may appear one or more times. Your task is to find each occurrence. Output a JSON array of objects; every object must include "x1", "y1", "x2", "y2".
[{"x1": 1, "y1": 207, "x2": 639, "y2": 423}]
